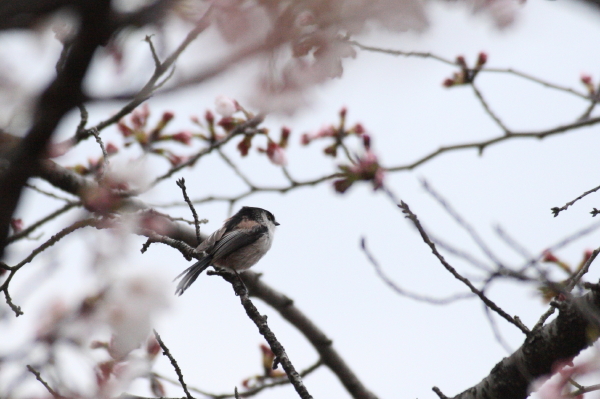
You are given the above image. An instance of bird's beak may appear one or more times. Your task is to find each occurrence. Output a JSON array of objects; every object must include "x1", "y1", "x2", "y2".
[{"x1": 275, "y1": 221, "x2": 280, "y2": 226}]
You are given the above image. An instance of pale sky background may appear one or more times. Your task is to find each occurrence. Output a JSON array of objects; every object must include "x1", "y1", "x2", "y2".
[{"x1": 4, "y1": 0, "x2": 600, "y2": 398}]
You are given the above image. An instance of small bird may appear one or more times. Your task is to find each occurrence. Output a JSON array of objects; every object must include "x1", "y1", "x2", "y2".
[{"x1": 175, "y1": 206, "x2": 279, "y2": 295}]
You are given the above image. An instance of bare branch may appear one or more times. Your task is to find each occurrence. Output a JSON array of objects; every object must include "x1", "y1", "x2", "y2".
[
  {"x1": 6, "y1": 201, "x2": 82, "y2": 244},
  {"x1": 175, "y1": 178, "x2": 201, "y2": 246},
  {"x1": 470, "y1": 83, "x2": 510, "y2": 133},
  {"x1": 27, "y1": 365, "x2": 63, "y2": 399},
  {"x1": 386, "y1": 115, "x2": 600, "y2": 172},
  {"x1": 153, "y1": 330, "x2": 194, "y2": 399},
  {"x1": 395, "y1": 198, "x2": 530, "y2": 335},
  {"x1": 210, "y1": 270, "x2": 313, "y2": 399},
  {"x1": 361, "y1": 237, "x2": 474, "y2": 304},
  {"x1": 551, "y1": 182, "x2": 600, "y2": 217}
]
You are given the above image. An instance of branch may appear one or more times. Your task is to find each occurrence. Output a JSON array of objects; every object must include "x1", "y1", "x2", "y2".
[
  {"x1": 17, "y1": 147, "x2": 377, "y2": 399},
  {"x1": 349, "y1": 40, "x2": 588, "y2": 100},
  {"x1": 449, "y1": 284, "x2": 600, "y2": 399},
  {"x1": 176, "y1": 178, "x2": 201, "y2": 246},
  {"x1": 551, "y1": 182, "x2": 600, "y2": 217},
  {"x1": 386, "y1": 115, "x2": 600, "y2": 172},
  {"x1": 153, "y1": 330, "x2": 194, "y2": 399},
  {"x1": 242, "y1": 273, "x2": 379, "y2": 399},
  {"x1": 0, "y1": 0, "x2": 114, "y2": 258},
  {"x1": 211, "y1": 270, "x2": 313, "y2": 399},
  {"x1": 360, "y1": 237, "x2": 474, "y2": 304},
  {"x1": 27, "y1": 365, "x2": 63, "y2": 399},
  {"x1": 396, "y1": 199, "x2": 530, "y2": 335}
]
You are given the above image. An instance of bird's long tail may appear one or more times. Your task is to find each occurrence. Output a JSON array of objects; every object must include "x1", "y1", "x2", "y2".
[{"x1": 174, "y1": 256, "x2": 212, "y2": 296}]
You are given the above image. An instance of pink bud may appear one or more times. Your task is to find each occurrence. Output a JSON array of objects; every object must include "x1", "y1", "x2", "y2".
[
  {"x1": 105, "y1": 142, "x2": 119, "y2": 155},
  {"x1": 362, "y1": 134, "x2": 371, "y2": 150},
  {"x1": 353, "y1": 123, "x2": 365, "y2": 135},
  {"x1": 117, "y1": 121, "x2": 133, "y2": 137},
  {"x1": 476, "y1": 52, "x2": 488, "y2": 67},
  {"x1": 266, "y1": 141, "x2": 287, "y2": 166},
  {"x1": 161, "y1": 111, "x2": 174, "y2": 123},
  {"x1": 339, "y1": 107, "x2": 347, "y2": 118},
  {"x1": 442, "y1": 78, "x2": 455, "y2": 88},
  {"x1": 172, "y1": 131, "x2": 193, "y2": 145},
  {"x1": 542, "y1": 250, "x2": 559, "y2": 263},
  {"x1": 301, "y1": 133, "x2": 311, "y2": 145},
  {"x1": 333, "y1": 178, "x2": 353, "y2": 193},
  {"x1": 581, "y1": 74, "x2": 593, "y2": 85},
  {"x1": 167, "y1": 154, "x2": 185, "y2": 166},
  {"x1": 205, "y1": 110, "x2": 214, "y2": 124}
]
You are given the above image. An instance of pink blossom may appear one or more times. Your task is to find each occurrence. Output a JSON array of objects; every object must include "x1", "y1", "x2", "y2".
[
  {"x1": 215, "y1": 95, "x2": 238, "y2": 117},
  {"x1": 266, "y1": 141, "x2": 287, "y2": 166}
]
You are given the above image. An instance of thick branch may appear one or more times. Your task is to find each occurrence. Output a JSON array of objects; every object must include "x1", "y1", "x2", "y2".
[{"x1": 448, "y1": 286, "x2": 600, "y2": 399}]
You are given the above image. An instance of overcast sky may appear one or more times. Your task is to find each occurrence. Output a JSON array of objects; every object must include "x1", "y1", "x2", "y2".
[{"x1": 4, "y1": 0, "x2": 600, "y2": 398}]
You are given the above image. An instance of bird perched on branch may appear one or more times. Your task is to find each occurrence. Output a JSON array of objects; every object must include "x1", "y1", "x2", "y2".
[{"x1": 175, "y1": 206, "x2": 279, "y2": 295}]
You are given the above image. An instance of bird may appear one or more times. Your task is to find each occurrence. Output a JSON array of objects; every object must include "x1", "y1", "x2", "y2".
[{"x1": 175, "y1": 206, "x2": 279, "y2": 295}]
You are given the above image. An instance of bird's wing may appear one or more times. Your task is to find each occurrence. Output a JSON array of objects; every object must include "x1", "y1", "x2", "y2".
[
  {"x1": 196, "y1": 226, "x2": 227, "y2": 253},
  {"x1": 211, "y1": 225, "x2": 267, "y2": 259}
]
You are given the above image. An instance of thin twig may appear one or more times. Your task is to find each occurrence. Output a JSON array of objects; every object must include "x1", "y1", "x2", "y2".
[
  {"x1": 27, "y1": 365, "x2": 62, "y2": 399},
  {"x1": 386, "y1": 115, "x2": 600, "y2": 172},
  {"x1": 152, "y1": 115, "x2": 266, "y2": 186},
  {"x1": 70, "y1": 9, "x2": 213, "y2": 144},
  {"x1": 154, "y1": 360, "x2": 321, "y2": 398},
  {"x1": 138, "y1": 227, "x2": 197, "y2": 261},
  {"x1": 25, "y1": 183, "x2": 76, "y2": 202},
  {"x1": 144, "y1": 34, "x2": 161, "y2": 68},
  {"x1": 349, "y1": 40, "x2": 588, "y2": 100},
  {"x1": 6, "y1": 201, "x2": 82, "y2": 244},
  {"x1": 176, "y1": 178, "x2": 201, "y2": 246},
  {"x1": 1, "y1": 218, "x2": 99, "y2": 316},
  {"x1": 76, "y1": 104, "x2": 89, "y2": 136},
  {"x1": 395, "y1": 198, "x2": 530, "y2": 335},
  {"x1": 218, "y1": 149, "x2": 256, "y2": 189},
  {"x1": 471, "y1": 83, "x2": 510, "y2": 133},
  {"x1": 151, "y1": 173, "x2": 339, "y2": 209},
  {"x1": 421, "y1": 179, "x2": 504, "y2": 267},
  {"x1": 153, "y1": 330, "x2": 194, "y2": 399},
  {"x1": 360, "y1": 237, "x2": 474, "y2": 304},
  {"x1": 551, "y1": 182, "x2": 600, "y2": 217},
  {"x1": 89, "y1": 127, "x2": 109, "y2": 181}
]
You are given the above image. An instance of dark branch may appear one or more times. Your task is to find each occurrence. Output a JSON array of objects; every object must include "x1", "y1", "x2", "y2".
[{"x1": 153, "y1": 330, "x2": 194, "y2": 399}]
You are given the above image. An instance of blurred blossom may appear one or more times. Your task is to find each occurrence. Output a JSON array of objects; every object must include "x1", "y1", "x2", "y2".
[
  {"x1": 469, "y1": 0, "x2": 520, "y2": 28},
  {"x1": 215, "y1": 95, "x2": 238, "y2": 117},
  {"x1": 531, "y1": 359, "x2": 596, "y2": 399},
  {"x1": 102, "y1": 275, "x2": 170, "y2": 360},
  {"x1": 213, "y1": 2, "x2": 271, "y2": 45}
]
